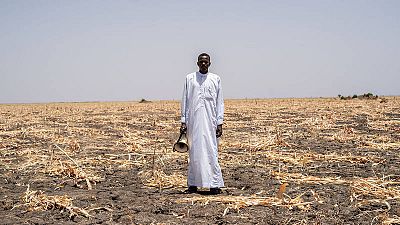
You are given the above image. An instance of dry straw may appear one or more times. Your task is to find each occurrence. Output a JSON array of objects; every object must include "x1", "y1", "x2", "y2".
[
  {"x1": 47, "y1": 160, "x2": 103, "y2": 190},
  {"x1": 176, "y1": 188, "x2": 322, "y2": 217},
  {"x1": 20, "y1": 185, "x2": 91, "y2": 218},
  {"x1": 381, "y1": 215, "x2": 400, "y2": 225},
  {"x1": 140, "y1": 169, "x2": 186, "y2": 190},
  {"x1": 50, "y1": 144, "x2": 103, "y2": 190},
  {"x1": 1, "y1": 98, "x2": 399, "y2": 222}
]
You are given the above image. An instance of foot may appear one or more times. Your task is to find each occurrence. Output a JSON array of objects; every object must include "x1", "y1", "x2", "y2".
[
  {"x1": 209, "y1": 187, "x2": 222, "y2": 195},
  {"x1": 184, "y1": 186, "x2": 197, "y2": 194}
]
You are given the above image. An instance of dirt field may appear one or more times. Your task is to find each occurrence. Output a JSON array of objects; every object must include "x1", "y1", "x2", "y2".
[{"x1": 0, "y1": 97, "x2": 399, "y2": 224}]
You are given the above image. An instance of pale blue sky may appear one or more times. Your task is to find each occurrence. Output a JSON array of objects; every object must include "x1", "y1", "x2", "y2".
[{"x1": 1, "y1": 0, "x2": 399, "y2": 103}]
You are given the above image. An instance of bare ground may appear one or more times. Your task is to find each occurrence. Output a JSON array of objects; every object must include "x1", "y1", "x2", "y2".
[{"x1": 0, "y1": 97, "x2": 399, "y2": 224}]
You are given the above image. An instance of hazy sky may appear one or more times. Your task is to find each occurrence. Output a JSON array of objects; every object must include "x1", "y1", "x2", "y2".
[{"x1": 1, "y1": 0, "x2": 399, "y2": 103}]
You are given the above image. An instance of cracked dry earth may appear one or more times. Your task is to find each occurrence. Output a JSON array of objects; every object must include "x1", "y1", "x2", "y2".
[{"x1": 0, "y1": 97, "x2": 399, "y2": 224}]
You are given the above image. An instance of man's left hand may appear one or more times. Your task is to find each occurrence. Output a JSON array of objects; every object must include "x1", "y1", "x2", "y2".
[{"x1": 216, "y1": 124, "x2": 223, "y2": 138}]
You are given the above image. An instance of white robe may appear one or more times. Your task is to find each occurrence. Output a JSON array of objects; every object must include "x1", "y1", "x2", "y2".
[{"x1": 181, "y1": 72, "x2": 224, "y2": 188}]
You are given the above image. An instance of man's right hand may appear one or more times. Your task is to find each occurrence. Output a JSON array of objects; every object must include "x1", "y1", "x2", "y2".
[{"x1": 180, "y1": 123, "x2": 187, "y2": 134}]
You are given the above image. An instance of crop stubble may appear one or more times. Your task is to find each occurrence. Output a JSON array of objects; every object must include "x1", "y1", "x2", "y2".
[{"x1": 0, "y1": 98, "x2": 399, "y2": 224}]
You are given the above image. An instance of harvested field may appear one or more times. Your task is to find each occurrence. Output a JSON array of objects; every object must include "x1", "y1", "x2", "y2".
[{"x1": 0, "y1": 97, "x2": 399, "y2": 224}]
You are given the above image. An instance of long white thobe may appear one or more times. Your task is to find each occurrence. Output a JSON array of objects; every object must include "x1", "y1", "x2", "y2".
[{"x1": 181, "y1": 72, "x2": 224, "y2": 188}]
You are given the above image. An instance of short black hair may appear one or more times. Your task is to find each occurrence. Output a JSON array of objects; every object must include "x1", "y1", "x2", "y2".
[{"x1": 198, "y1": 53, "x2": 210, "y2": 61}]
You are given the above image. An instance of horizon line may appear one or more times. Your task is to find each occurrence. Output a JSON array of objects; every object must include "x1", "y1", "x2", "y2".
[{"x1": 1, "y1": 95, "x2": 398, "y2": 105}]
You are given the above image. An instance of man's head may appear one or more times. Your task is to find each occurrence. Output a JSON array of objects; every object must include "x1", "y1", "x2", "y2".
[{"x1": 197, "y1": 53, "x2": 211, "y2": 74}]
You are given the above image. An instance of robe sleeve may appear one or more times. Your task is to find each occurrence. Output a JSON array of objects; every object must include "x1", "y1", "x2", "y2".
[
  {"x1": 181, "y1": 77, "x2": 188, "y2": 123},
  {"x1": 216, "y1": 78, "x2": 224, "y2": 125}
]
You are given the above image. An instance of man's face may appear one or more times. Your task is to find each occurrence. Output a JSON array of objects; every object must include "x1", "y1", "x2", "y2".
[{"x1": 197, "y1": 56, "x2": 211, "y2": 73}]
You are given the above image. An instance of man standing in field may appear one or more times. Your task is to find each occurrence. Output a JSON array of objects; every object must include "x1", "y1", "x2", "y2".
[{"x1": 180, "y1": 53, "x2": 224, "y2": 194}]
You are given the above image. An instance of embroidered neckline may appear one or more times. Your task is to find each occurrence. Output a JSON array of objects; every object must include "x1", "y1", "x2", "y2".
[{"x1": 197, "y1": 72, "x2": 208, "y2": 77}]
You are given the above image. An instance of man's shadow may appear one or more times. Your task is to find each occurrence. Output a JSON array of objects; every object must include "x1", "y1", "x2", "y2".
[
  {"x1": 196, "y1": 190, "x2": 218, "y2": 195},
  {"x1": 171, "y1": 189, "x2": 223, "y2": 195}
]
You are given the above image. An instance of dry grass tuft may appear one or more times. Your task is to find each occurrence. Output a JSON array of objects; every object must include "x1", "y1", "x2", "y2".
[
  {"x1": 47, "y1": 161, "x2": 103, "y2": 190},
  {"x1": 351, "y1": 177, "x2": 400, "y2": 201},
  {"x1": 20, "y1": 185, "x2": 91, "y2": 218},
  {"x1": 381, "y1": 215, "x2": 400, "y2": 225},
  {"x1": 271, "y1": 171, "x2": 347, "y2": 185},
  {"x1": 140, "y1": 169, "x2": 186, "y2": 190},
  {"x1": 68, "y1": 139, "x2": 80, "y2": 152},
  {"x1": 274, "y1": 171, "x2": 400, "y2": 210},
  {"x1": 177, "y1": 189, "x2": 322, "y2": 216}
]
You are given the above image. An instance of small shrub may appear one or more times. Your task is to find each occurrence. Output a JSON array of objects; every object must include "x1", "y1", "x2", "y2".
[{"x1": 139, "y1": 99, "x2": 151, "y2": 103}]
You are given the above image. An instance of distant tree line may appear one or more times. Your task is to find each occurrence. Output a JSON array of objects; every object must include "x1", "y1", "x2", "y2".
[{"x1": 338, "y1": 93, "x2": 378, "y2": 100}]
